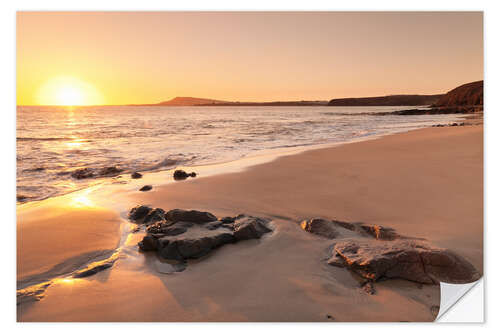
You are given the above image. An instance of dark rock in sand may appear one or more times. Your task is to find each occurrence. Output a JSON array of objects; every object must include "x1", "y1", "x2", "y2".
[
  {"x1": 156, "y1": 229, "x2": 236, "y2": 261},
  {"x1": 143, "y1": 208, "x2": 166, "y2": 223},
  {"x1": 233, "y1": 215, "x2": 272, "y2": 240},
  {"x1": 361, "y1": 281, "x2": 376, "y2": 295},
  {"x1": 137, "y1": 207, "x2": 273, "y2": 263},
  {"x1": 359, "y1": 224, "x2": 399, "y2": 240},
  {"x1": 71, "y1": 168, "x2": 95, "y2": 179},
  {"x1": 300, "y1": 218, "x2": 340, "y2": 239},
  {"x1": 128, "y1": 205, "x2": 152, "y2": 221},
  {"x1": 146, "y1": 220, "x2": 192, "y2": 236},
  {"x1": 99, "y1": 166, "x2": 123, "y2": 177},
  {"x1": 139, "y1": 185, "x2": 153, "y2": 192},
  {"x1": 131, "y1": 172, "x2": 143, "y2": 179},
  {"x1": 330, "y1": 239, "x2": 480, "y2": 284},
  {"x1": 138, "y1": 234, "x2": 159, "y2": 251},
  {"x1": 173, "y1": 169, "x2": 197, "y2": 180},
  {"x1": 165, "y1": 209, "x2": 217, "y2": 224}
]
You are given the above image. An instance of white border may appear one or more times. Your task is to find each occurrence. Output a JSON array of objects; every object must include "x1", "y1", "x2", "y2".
[{"x1": 3, "y1": 0, "x2": 497, "y2": 331}]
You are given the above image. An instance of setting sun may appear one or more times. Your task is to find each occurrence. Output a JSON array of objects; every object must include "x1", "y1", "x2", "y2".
[{"x1": 36, "y1": 76, "x2": 103, "y2": 106}]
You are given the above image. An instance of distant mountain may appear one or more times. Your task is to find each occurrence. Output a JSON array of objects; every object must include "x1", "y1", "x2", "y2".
[
  {"x1": 156, "y1": 97, "x2": 228, "y2": 106},
  {"x1": 327, "y1": 94, "x2": 443, "y2": 106},
  {"x1": 432, "y1": 81, "x2": 483, "y2": 107},
  {"x1": 199, "y1": 100, "x2": 329, "y2": 106}
]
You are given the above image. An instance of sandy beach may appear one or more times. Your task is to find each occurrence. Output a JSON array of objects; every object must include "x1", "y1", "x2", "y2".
[{"x1": 16, "y1": 124, "x2": 483, "y2": 322}]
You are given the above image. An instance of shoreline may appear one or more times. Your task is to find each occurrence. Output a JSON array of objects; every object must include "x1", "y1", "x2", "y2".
[
  {"x1": 17, "y1": 122, "x2": 483, "y2": 321},
  {"x1": 16, "y1": 114, "x2": 468, "y2": 206}
]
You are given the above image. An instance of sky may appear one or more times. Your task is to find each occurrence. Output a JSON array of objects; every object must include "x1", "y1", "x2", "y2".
[{"x1": 16, "y1": 11, "x2": 483, "y2": 105}]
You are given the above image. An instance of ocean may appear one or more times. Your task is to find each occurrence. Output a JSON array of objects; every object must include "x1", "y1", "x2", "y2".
[{"x1": 17, "y1": 105, "x2": 463, "y2": 203}]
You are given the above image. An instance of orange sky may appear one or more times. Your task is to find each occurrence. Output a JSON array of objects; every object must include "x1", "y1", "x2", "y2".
[{"x1": 16, "y1": 11, "x2": 483, "y2": 105}]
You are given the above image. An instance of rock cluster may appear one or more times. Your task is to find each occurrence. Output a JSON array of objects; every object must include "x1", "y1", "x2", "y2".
[
  {"x1": 71, "y1": 166, "x2": 123, "y2": 179},
  {"x1": 129, "y1": 207, "x2": 272, "y2": 262},
  {"x1": 300, "y1": 218, "x2": 480, "y2": 285},
  {"x1": 173, "y1": 169, "x2": 197, "y2": 180}
]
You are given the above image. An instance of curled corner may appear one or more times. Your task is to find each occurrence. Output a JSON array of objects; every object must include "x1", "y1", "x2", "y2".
[{"x1": 436, "y1": 278, "x2": 483, "y2": 322}]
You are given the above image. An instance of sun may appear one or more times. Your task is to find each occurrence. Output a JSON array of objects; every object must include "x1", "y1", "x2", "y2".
[{"x1": 36, "y1": 76, "x2": 103, "y2": 106}]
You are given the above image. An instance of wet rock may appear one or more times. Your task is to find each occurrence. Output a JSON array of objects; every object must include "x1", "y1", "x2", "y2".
[
  {"x1": 330, "y1": 239, "x2": 480, "y2": 284},
  {"x1": 220, "y1": 216, "x2": 236, "y2": 224},
  {"x1": 233, "y1": 215, "x2": 272, "y2": 240},
  {"x1": 359, "y1": 224, "x2": 399, "y2": 240},
  {"x1": 131, "y1": 172, "x2": 143, "y2": 179},
  {"x1": 17, "y1": 195, "x2": 30, "y2": 202},
  {"x1": 361, "y1": 281, "x2": 376, "y2": 295},
  {"x1": 71, "y1": 167, "x2": 95, "y2": 179},
  {"x1": 430, "y1": 305, "x2": 440, "y2": 317},
  {"x1": 138, "y1": 234, "x2": 159, "y2": 251},
  {"x1": 139, "y1": 185, "x2": 153, "y2": 192},
  {"x1": 205, "y1": 221, "x2": 223, "y2": 230},
  {"x1": 143, "y1": 208, "x2": 166, "y2": 223},
  {"x1": 128, "y1": 205, "x2": 152, "y2": 221},
  {"x1": 156, "y1": 229, "x2": 236, "y2": 261},
  {"x1": 173, "y1": 169, "x2": 197, "y2": 180},
  {"x1": 137, "y1": 207, "x2": 273, "y2": 263},
  {"x1": 165, "y1": 209, "x2": 217, "y2": 224},
  {"x1": 300, "y1": 218, "x2": 340, "y2": 239},
  {"x1": 99, "y1": 166, "x2": 123, "y2": 177}
]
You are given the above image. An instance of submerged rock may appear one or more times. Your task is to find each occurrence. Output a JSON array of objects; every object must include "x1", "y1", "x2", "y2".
[
  {"x1": 71, "y1": 168, "x2": 95, "y2": 179},
  {"x1": 131, "y1": 172, "x2": 143, "y2": 179},
  {"x1": 139, "y1": 185, "x2": 153, "y2": 192},
  {"x1": 330, "y1": 239, "x2": 480, "y2": 284},
  {"x1": 165, "y1": 209, "x2": 217, "y2": 224}
]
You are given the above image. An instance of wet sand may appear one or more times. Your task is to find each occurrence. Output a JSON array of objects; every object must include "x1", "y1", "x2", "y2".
[{"x1": 17, "y1": 124, "x2": 483, "y2": 322}]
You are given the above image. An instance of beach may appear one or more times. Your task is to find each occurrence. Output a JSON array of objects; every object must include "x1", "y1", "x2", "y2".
[{"x1": 16, "y1": 123, "x2": 483, "y2": 322}]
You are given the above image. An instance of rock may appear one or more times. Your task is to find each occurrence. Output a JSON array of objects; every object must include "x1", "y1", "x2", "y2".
[
  {"x1": 139, "y1": 185, "x2": 153, "y2": 192},
  {"x1": 361, "y1": 281, "x2": 376, "y2": 295},
  {"x1": 165, "y1": 209, "x2": 217, "y2": 224},
  {"x1": 71, "y1": 168, "x2": 95, "y2": 179},
  {"x1": 17, "y1": 195, "x2": 30, "y2": 202},
  {"x1": 156, "y1": 228, "x2": 236, "y2": 261},
  {"x1": 173, "y1": 169, "x2": 197, "y2": 180},
  {"x1": 233, "y1": 215, "x2": 272, "y2": 240},
  {"x1": 205, "y1": 221, "x2": 223, "y2": 230},
  {"x1": 143, "y1": 208, "x2": 166, "y2": 223},
  {"x1": 138, "y1": 234, "x2": 159, "y2": 251},
  {"x1": 330, "y1": 239, "x2": 480, "y2": 284},
  {"x1": 300, "y1": 218, "x2": 340, "y2": 239},
  {"x1": 128, "y1": 205, "x2": 152, "y2": 221},
  {"x1": 359, "y1": 224, "x2": 399, "y2": 240},
  {"x1": 99, "y1": 166, "x2": 123, "y2": 177},
  {"x1": 173, "y1": 169, "x2": 189, "y2": 180},
  {"x1": 137, "y1": 207, "x2": 273, "y2": 263},
  {"x1": 220, "y1": 216, "x2": 236, "y2": 224},
  {"x1": 146, "y1": 221, "x2": 191, "y2": 236},
  {"x1": 131, "y1": 172, "x2": 143, "y2": 179},
  {"x1": 430, "y1": 305, "x2": 440, "y2": 317}
]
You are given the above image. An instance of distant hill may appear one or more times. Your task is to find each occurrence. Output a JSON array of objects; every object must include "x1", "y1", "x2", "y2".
[
  {"x1": 156, "y1": 97, "x2": 228, "y2": 106},
  {"x1": 327, "y1": 94, "x2": 443, "y2": 106},
  {"x1": 199, "y1": 100, "x2": 329, "y2": 106},
  {"x1": 432, "y1": 81, "x2": 483, "y2": 107}
]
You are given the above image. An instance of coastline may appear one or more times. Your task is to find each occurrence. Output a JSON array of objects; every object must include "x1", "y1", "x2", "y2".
[{"x1": 17, "y1": 122, "x2": 483, "y2": 322}]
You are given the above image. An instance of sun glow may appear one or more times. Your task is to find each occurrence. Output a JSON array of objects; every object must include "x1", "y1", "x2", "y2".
[{"x1": 36, "y1": 76, "x2": 103, "y2": 106}]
